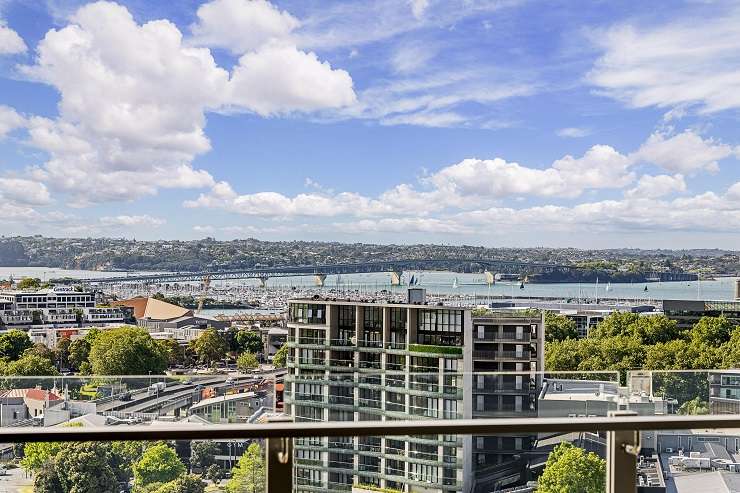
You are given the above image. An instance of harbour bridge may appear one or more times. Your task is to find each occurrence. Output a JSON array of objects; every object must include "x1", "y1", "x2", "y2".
[{"x1": 60, "y1": 258, "x2": 583, "y2": 287}]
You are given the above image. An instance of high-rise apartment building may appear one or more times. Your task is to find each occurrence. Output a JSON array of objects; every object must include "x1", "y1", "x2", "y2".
[{"x1": 285, "y1": 289, "x2": 544, "y2": 493}]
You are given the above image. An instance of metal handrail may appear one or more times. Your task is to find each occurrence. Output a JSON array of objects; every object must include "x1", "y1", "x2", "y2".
[{"x1": 4, "y1": 414, "x2": 740, "y2": 442}]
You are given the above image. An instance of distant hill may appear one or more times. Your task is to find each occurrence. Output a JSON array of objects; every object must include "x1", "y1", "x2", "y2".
[{"x1": 0, "y1": 236, "x2": 737, "y2": 276}]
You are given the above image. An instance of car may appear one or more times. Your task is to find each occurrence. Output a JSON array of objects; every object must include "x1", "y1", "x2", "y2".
[
  {"x1": 225, "y1": 377, "x2": 235, "y2": 386},
  {"x1": 119, "y1": 392, "x2": 132, "y2": 401},
  {"x1": 182, "y1": 379, "x2": 193, "y2": 385}
]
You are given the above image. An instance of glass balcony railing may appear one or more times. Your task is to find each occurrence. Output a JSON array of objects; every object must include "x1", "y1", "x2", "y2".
[{"x1": 0, "y1": 371, "x2": 736, "y2": 493}]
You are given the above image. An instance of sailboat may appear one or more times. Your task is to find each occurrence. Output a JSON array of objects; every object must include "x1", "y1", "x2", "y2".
[
  {"x1": 409, "y1": 274, "x2": 416, "y2": 286},
  {"x1": 644, "y1": 285, "x2": 649, "y2": 292},
  {"x1": 452, "y1": 277, "x2": 459, "y2": 289},
  {"x1": 519, "y1": 281, "x2": 525, "y2": 289}
]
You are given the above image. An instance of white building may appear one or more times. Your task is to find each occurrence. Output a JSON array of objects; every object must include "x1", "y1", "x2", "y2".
[{"x1": 0, "y1": 286, "x2": 125, "y2": 344}]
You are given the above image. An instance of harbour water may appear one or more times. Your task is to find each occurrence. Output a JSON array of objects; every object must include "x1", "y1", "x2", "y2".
[{"x1": 2, "y1": 266, "x2": 737, "y2": 302}]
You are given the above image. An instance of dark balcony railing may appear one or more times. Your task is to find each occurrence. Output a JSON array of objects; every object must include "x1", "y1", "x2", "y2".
[{"x1": 5, "y1": 414, "x2": 740, "y2": 493}]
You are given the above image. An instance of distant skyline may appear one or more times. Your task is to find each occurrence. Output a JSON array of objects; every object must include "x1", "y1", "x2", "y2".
[{"x1": 0, "y1": 0, "x2": 739, "y2": 248}]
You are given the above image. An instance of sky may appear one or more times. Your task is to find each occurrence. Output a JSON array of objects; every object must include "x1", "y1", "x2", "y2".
[{"x1": 0, "y1": 0, "x2": 739, "y2": 248}]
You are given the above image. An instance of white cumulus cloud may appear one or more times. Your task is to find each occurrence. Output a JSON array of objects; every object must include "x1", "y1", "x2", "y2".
[
  {"x1": 631, "y1": 130, "x2": 733, "y2": 174},
  {"x1": 14, "y1": 0, "x2": 355, "y2": 206},
  {"x1": 0, "y1": 105, "x2": 24, "y2": 137},
  {"x1": 625, "y1": 174, "x2": 686, "y2": 199},
  {"x1": 190, "y1": 0, "x2": 299, "y2": 54},
  {"x1": 0, "y1": 21, "x2": 26, "y2": 55}
]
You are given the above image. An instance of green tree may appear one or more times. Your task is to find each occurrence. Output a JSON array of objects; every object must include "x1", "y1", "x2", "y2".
[
  {"x1": 236, "y1": 331, "x2": 263, "y2": 354},
  {"x1": 158, "y1": 338, "x2": 186, "y2": 367},
  {"x1": 133, "y1": 443, "x2": 186, "y2": 487},
  {"x1": 0, "y1": 329, "x2": 32, "y2": 360},
  {"x1": 4, "y1": 353, "x2": 60, "y2": 376},
  {"x1": 89, "y1": 326, "x2": 168, "y2": 375},
  {"x1": 272, "y1": 344, "x2": 288, "y2": 368},
  {"x1": 23, "y1": 342, "x2": 56, "y2": 363},
  {"x1": 691, "y1": 316, "x2": 735, "y2": 346},
  {"x1": 538, "y1": 442, "x2": 605, "y2": 493},
  {"x1": 34, "y1": 461, "x2": 63, "y2": 493},
  {"x1": 17, "y1": 277, "x2": 41, "y2": 290},
  {"x1": 68, "y1": 338, "x2": 91, "y2": 371},
  {"x1": 237, "y1": 352, "x2": 259, "y2": 371},
  {"x1": 21, "y1": 441, "x2": 62, "y2": 472},
  {"x1": 225, "y1": 442, "x2": 264, "y2": 493},
  {"x1": 191, "y1": 329, "x2": 228, "y2": 366},
  {"x1": 544, "y1": 312, "x2": 578, "y2": 342},
  {"x1": 190, "y1": 441, "x2": 218, "y2": 472},
  {"x1": 152, "y1": 474, "x2": 205, "y2": 493},
  {"x1": 205, "y1": 464, "x2": 223, "y2": 484},
  {"x1": 55, "y1": 442, "x2": 118, "y2": 493},
  {"x1": 55, "y1": 336, "x2": 72, "y2": 369},
  {"x1": 678, "y1": 397, "x2": 709, "y2": 415}
]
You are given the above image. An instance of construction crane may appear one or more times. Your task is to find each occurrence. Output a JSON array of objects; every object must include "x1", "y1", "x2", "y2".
[{"x1": 196, "y1": 275, "x2": 211, "y2": 313}]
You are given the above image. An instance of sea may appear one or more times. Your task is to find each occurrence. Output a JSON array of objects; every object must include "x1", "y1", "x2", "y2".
[{"x1": 2, "y1": 266, "x2": 738, "y2": 316}]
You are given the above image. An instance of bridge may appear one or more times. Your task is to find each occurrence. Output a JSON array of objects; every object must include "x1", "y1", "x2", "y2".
[{"x1": 60, "y1": 258, "x2": 582, "y2": 287}]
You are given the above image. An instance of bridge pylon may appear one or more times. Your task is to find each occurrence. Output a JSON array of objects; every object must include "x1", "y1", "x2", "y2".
[
  {"x1": 484, "y1": 271, "x2": 496, "y2": 286},
  {"x1": 314, "y1": 274, "x2": 327, "y2": 287},
  {"x1": 390, "y1": 271, "x2": 403, "y2": 286}
]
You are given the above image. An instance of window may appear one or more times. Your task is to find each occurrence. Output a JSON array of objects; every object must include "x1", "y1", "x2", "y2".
[
  {"x1": 476, "y1": 395, "x2": 484, "y2": 411},
  {"x1": 289, "y1": 303, "x2": 326, "y2": 324},
  {"x1": 363, "y1": 306, "x2": 382, "y2": 330},
  {"x1": 390, "y1": 307, "x2": 407, "y2": 329},
  {"x1": 338, "y1": 305, "x2": 355, "y2": 329},
  {"x1": 477, "y1": 325, "x2": 485, "y2": 339},
  {"x1": 477, "y1": 437, "x2": 484, "y2": 449}
]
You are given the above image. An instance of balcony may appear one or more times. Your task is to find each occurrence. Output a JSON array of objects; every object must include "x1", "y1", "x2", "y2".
[
  {"x1": 475, "y1": 333, "x2": 532, "y2": 343},
  {"x1": 473, "y1": 349, "x2": 531, "y2": 360},
  {"x1": 1, "y1": 370, "x2": 733, "y2": 493}
]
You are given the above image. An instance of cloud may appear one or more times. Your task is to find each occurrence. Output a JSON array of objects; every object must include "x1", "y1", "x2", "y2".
[
  {"x1": 624, "y1": 174, "x2": 686, "y2": 199},
  {"x1": 427, "y1": 145, "x2": 633, "y2": 200},
  {"x1": 227, "y1": 42, "x2": 356, "y2": 116},
  {"x1": 588, "y1": 10, "x2": 740, "y2": 113},
  {"x1": 557, "y1": 127, "x2": 591, "y2": 138},
  {"x1": 341, "y1": 70, "x2": 535, "y2": 128},
  {"x1": 409, "y1": 0, "x2": 430, "y2": 20},
  {"x1": 99, "y1": 214, "x2": 165, "y2": 227},
  {"x1": 391, "y1": 42, "x2": 436, "y2": 74},
  {"x1": 15, "y1": 0, "x2": 355, "y2": 205},
  {"x1": 190, "y1": 0, "x2": 299, "y2": 54},
  {"x1": 0, "y1": 178, "x2": 51, "y2": 205},
  {"x1": 631, "y1": 130, "x2": 733, "y2": 174},
  {"x1": 0, "y1": 105, "x2": 24, "y2": 137},
  {"x1": 0, "y1": 21, "x2": 26, "y2": 55}
]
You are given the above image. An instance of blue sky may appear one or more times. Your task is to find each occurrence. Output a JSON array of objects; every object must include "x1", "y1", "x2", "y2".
[{"x1": 0, "y1": 0, "x2": 739, "y2": 248}]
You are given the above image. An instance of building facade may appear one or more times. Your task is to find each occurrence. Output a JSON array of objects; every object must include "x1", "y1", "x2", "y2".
[
  {"x1": 0, "y1": 286, "x2": 124, "y2": 338},
  {"x1": 284, "y1": 290, "x2": 544, "y2": 493}
]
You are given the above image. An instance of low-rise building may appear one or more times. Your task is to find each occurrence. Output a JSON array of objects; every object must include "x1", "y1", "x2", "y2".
[{"x1": 0, "y1": 286, "x2": 125, "y2": 339}]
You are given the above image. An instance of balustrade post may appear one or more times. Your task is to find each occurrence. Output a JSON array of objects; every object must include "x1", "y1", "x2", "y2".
[{"x1": 607, "y1": 410, "x2": 639, "y2": 493}]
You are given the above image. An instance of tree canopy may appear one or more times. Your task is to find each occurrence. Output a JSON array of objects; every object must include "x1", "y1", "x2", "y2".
[
  {"x1": 272, "y1": 344, "x2": 288, "y2": 368},
  {"x1": 546, "y1": 313, "x2": 738, "y2": 389},
  {"x1": 538, "y1": 442, "x2": 605, "y2": 493},
  {"x1": 191, "y1": 328, "x2": 228, "y2": 366},
  {"x1": 236, "y1": 330, "x2": 263, "y2": 354},
  {"x1": 237, "y1": 352, "x2": 259, "y2": 371},
  {"x1": 0, "y1": 329, "x2": 32, "y2": 360},
  {"x1": 133, "y1": 443, "x2": 186, "y2": 487},
  {"x1": 225, "y1": 442, "x2": 264, "y2": 493},
  {"x1": 545, "y1": 312, "x2": 578, "y2": 342},
  {"x1": 89, "y1": 326, "x2": 168, "y2": 375}
]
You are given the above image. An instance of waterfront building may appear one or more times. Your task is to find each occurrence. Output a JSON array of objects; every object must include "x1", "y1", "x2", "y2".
[
  {"x1": 284, "y1": 288, "x2": 545, "y2": 493},
  {"x1": 662, "y1": 299, "x2": 740, "y2": 329},
  {"x1": 0, "y1": 286, "x2": 124, "y2": 341},
  {"x1": 113, "y1": 296, "x2": 228, "y2": 339},
  {"x1": 487, "y1": 300, "x2": 657, "y2": 337}
]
